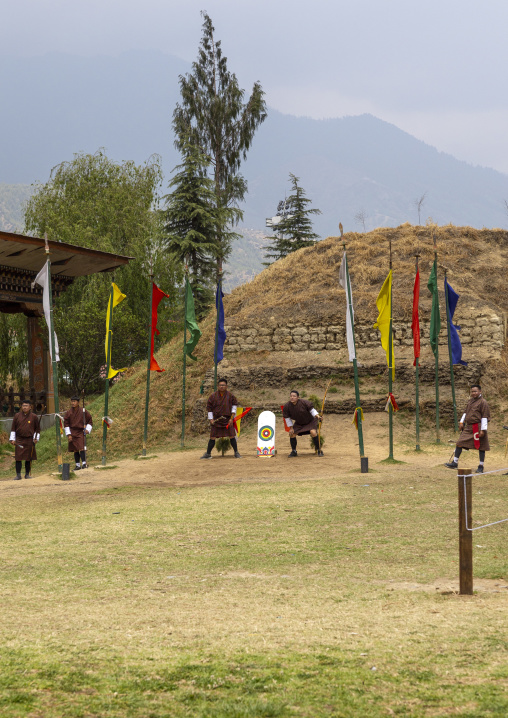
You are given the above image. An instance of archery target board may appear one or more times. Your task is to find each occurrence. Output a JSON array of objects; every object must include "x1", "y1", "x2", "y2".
[{"x1": 257, "y1": 410, "x2": 276, "y2": 457}]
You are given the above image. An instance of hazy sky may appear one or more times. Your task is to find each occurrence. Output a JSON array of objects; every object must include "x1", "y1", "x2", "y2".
[{"x1": 4, "y1": 0, "x2": 508, "y2": 173}]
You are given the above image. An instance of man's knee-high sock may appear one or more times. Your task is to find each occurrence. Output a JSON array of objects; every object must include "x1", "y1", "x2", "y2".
[
  {"x1": 290, "y1": 437, "x2": 297, "y2": 451},
  {"x1": 312, "y1": 435, "x2": 320, "y2": 451},
  {"x1": 25, "y1": 461, "x2": 31, "y2": 475},
  {"x1": 74, "y1": 452, "x2": 80, "y2": 465},
  {"x1": 15, "y1": 460, "x2": 22, "y2": 474},
  {"x1": 230, "y1": 438, "x2": 238, "y2": 452},
  {"x1": 453, "y1": 447, "x2": 463, "y2": 463},
  {"x1": 479, "y1": 450, "x2": 485, "y2": 465},
  {"x1": 80, "y1": 450, "x2": 86, "y2": 463},
  {"x1": 207, "y1": 439, "x2": 215, "y2": 454}
]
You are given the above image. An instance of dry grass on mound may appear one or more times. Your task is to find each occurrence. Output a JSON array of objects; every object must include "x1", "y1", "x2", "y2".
[{"x1": 224, "y1": 224, "x2": 508, "y2": 325}]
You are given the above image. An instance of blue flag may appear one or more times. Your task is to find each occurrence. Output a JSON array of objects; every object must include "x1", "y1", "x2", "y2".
[
  {"x1": 214, "y1": 282, "x2": 226, "y2": 363},
  {"x1": 444, "y1": 278, "x2": 467, "y2": 366}
]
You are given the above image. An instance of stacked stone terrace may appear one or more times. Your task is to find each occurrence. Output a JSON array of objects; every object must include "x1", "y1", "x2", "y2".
[{"x1": 224, "y1": 308, "x2": 505, "y2": 354}]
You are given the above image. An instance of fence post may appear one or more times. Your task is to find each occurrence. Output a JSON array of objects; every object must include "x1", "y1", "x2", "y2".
[{"x1": 458, "y1": 467, "x2": 473, "y2": 595}]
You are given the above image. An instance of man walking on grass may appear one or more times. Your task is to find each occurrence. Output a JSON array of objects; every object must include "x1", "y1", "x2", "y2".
[
  {"x1": 10, "y1": 399, "x2": 40, "y2": 480},
  {"x1": 282, "y1": 390, "x2": 323, "y2": 457},
  {"x1": 445, "y1": 384, "x2": 491, "y2": 474},
  {"x1": 201, "y1": 378, "x2": 242, "y2": 459}
]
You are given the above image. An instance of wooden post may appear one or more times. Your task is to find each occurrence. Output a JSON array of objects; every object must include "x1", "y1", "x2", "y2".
[{"x1": 458, "y1": 467, "x2": 473, "y2": 595}]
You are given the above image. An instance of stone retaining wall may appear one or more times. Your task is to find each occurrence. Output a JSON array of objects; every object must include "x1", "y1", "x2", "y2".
[{"x1": 224, "y1": 310, "x2": 505, "y2": 354}]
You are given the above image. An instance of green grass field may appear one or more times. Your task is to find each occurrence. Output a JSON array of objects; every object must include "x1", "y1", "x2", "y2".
[{"x1": 1, "y1": 439, "x2": 507, "y2": 717}]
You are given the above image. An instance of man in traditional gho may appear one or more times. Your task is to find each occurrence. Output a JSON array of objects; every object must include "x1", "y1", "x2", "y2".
[
  {"x1": 282, "y1": 390, "x2": 323, "y2": 457},
  {"x1": 445, "y1": 384, "x2": 491, "y2": 474},
  {"x1": 10, "y1": 399, "x2": 40, "y2": 480},
  {"x1": 201, "y1": 378, "x2": 241, "y2": 459},
  {"x1": 64, "y1": 396, "x2": 93, "y2": 470}
]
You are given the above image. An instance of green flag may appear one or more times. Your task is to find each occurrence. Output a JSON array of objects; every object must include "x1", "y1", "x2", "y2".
[
  {"x1": 184, "y1": 277, "x2": 202, "y2": 360},
  {"x1": 427, "y1": 260, "x2": 441, "y2": 356}
]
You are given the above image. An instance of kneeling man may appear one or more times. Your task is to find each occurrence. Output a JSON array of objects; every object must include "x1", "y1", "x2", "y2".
[{"x1": 282, "y1": 390, "x2": 323, "y2": 457}]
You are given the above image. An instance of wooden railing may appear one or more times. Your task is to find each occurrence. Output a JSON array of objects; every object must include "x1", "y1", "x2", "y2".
[{"x1": 0, "y1": 387, "x2": 46, "y2": 417}]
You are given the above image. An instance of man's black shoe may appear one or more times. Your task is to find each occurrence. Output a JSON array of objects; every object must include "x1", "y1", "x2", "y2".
[
  {"x1": 24, "y1": 474, "x2": 32, "y2": 479},
  {"x1": 234, "y1": 451, "x2": 242, "y2": 458},
  {"x1": 82, "y1": 463, "x2": 88, "y2": 469},
  {"x1": 476, "y1": 465, "x2": 484, "y2": 474},
  {"x1": 445, "y1": 461, "x2": 458, "y2": 469},
  {"x1": 288, "y1": 450, "x2": 298, "y2": 458},
  {"x1": 13, "y1": 474, "x2": 21, "y2": 480},
  {"x1": 317, "y1": 450, "x2": 324, "y2": 456},
  {"x1": 200, "y1": 453, "x2": 212, "y2": 459},
  {"x1": 75, "y1": 464, "x2": 81, "y2": 471}
]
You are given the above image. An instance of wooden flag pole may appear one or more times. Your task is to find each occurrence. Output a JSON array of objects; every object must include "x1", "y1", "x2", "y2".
[
  {"x1": 44, "y1": 234, "x2": 63, "y2": 472},
  {"x1": 102, "y1": 284, "x2": 114, "y2": 466},
  {"x1": 342, "y1": 236, "x2": 366, "y2": 467},
  {"x1": 388, "y1": 237, "x2": 394, "y2": 460},
  {"x1": 142, "y1": 272, "x2": 154, "y2": 456},
  {"x1": 213, "y1": 259, "x2": 223, "y2": 392},
  {"x1": 444, "y1": 268, "x2": 459, "y2": 432},
  {"x1": 415, "y1": 254, "x2": 421, "y2": 452},
  {"x1": 433, "y1": 231, "x2": 441, "y2": 444},
  {"x1": 181, "y1": 267, "x2": 188, "y2": 448}
]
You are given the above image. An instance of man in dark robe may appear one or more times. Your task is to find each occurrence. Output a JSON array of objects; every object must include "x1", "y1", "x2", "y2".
[
  {"x1": 445, "y1": 384, "x2": 491, "y2": 473},
  {"x1": 10, "y1": 399, "x2": 40, "y2": 480},
  {"x1": 64, "y1": 396, "x2": 93, "y2": 470},
  {"x1": 201, "y1": 378, "x2": 241, "y2": 459},
  {"x1": 282, "y1": 390, "x2": 323, "y2": 457}
]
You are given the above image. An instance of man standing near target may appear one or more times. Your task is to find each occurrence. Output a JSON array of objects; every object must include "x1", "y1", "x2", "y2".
[
  {"x1": 282, "y1": 390, "x2": 323, "y2": 457},
  {"x1": 445, "y1": 384, "x2": 491, "y2": 474},
  {"x1": 201, "y1": 378, "x2": 242, "y2": 459}
]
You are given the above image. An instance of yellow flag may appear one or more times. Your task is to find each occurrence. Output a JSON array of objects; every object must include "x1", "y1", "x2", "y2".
[
  {"x1": 235, "y1": 407, "x2": 243, "y2": 437},
  {"x1": 373, "y1": 270, "x2": 394, "y2": 379},
  {"x1": 105, "y1": 283, "x2": 127, "y2": 379}
]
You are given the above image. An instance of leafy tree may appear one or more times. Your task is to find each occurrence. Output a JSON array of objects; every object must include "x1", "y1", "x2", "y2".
[
  {"x1": 24, "y1": 150, "x2": 180, "y2": 395},
  {"x1": 264, "y1": 174, "x2": 321, "y2": 263},
  {"x1": 164, "y1": 142, "x2": 222, "y2": 318},
  {"x1": 172, "y1": 11, "x2": 267, "y2": 268}
]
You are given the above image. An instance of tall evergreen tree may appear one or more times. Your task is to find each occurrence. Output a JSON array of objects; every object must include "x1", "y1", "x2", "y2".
[
  {"x1": 164, "y1": 142, "x2": 222, "y2": 318},
  {"x1": 264, "y1": 174, "x2": 321, "y2": 263},
  {"x1": 172, "y1": 11, "x2": 267, "y2": 268}
]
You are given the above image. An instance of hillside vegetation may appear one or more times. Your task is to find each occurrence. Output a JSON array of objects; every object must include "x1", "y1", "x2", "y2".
[{"x1": 80, "y1": 224, "x2": 508, "y2": 461}]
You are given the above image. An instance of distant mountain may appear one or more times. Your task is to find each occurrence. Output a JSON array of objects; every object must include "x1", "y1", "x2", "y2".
[
  {"x1": 0, "y1": 184, "x2": 32, "y2": 231},
  {"x1": 2, "y1": 50, "x2": 508, "y2": 239}
]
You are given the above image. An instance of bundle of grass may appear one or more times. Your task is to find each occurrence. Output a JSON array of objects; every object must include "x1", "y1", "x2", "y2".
[
  {"x1": 215, "y1": 438, "x2": 232, "y2": 456},
  {"x1": 310, "y1": 434, "x2": 325, "y2": 452}
]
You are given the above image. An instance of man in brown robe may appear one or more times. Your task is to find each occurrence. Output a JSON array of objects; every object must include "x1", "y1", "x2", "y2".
[
  {"x1": 201, "y1": 378, "x2": 241, "y2": 459},
  {"x1": 445, "y1": 384, "x2": 491, "y2": 473},
  {"x1": 10, "y1": 399, "x2": 40, "y2": 480},
  {"x1": 64, "y1": 396, "x2": 93, "y2": 470},
  {"x1": 282, "y1": 390, "x2": 323, "y2": 457}
]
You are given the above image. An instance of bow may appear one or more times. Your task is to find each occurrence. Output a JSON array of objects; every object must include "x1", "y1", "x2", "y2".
[{"x1": 318, "y1": 379, "x2": 333, "y2": 448}]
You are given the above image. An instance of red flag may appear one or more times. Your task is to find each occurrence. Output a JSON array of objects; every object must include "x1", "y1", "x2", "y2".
[
  {"x1": 150, "y1": 283, "x2": 169, "y2": 372},
  {"x1": 227, "y1": 407, "x2": 252, "y2": 431},
  {"x1": 412, "y1": 269, "x2": 420, "y2": 366},
  {"x1": 385, "y1": 393, "x2": 399, "y2": 412}
]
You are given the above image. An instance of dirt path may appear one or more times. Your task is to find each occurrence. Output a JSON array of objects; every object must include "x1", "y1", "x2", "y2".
[{"x1": 2, "y1": 414, "x2": 504, "y2": 499}]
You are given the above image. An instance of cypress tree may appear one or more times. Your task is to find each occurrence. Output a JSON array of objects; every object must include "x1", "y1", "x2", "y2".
[{"x1": 264, "y1": 174, "x2": 321, "y2": 263}]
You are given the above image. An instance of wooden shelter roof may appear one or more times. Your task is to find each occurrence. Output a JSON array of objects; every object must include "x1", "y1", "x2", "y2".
[{"x1": 0, "y1": 230, "x2": 132, "y2": 277}]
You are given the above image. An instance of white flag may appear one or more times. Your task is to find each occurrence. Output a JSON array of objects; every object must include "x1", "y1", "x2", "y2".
[
  {"x1": 34, "y1": 263, "x2": 60, "y2": 362},
  {"x1": 339, "y1": 251, "x2": 356, "y2": 362}
]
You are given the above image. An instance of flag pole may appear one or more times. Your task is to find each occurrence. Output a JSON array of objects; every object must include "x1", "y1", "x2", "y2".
[
  {"x1": 388, "y1": 237, "x2": 394, "y2": 460},
  {"x1": 414, "y1": 254, "x2": 421, "y2": 452},
  {"x1": 342, "y1": 238, "x2": 365, "y2": 460},
  {"x1": 214, "y1": 259, "x2": 223, "y2": 392},
  {"x1": 433, "y1": 231, "x2": 440, "y2": 443},
  {"x1": 181, "y1": 267, "x2": 188, "y2": 448},
  {"x1": 44, "y1": 234, "x2": 62, "y2": 472},
  {"x1": 444, "y1": 268, "x2": 459, "y2": 432},
  {"x1": 142, "y1": 271, "x2": 154, "y2": 456},
  {"x1": 102, "y1": 283, "x2": 114, "y2": 466}
]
